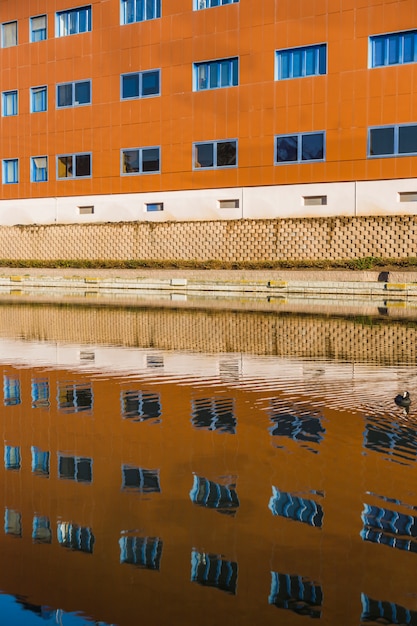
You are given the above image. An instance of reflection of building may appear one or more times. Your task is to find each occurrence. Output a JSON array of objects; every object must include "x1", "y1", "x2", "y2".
[{"x1": 0, "y1": 1, "x2": 416, "y2": 223}]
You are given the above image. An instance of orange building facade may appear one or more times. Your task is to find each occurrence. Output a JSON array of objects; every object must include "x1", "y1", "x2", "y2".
[{"x1": 0, "y1": 0, "x2": 416, "y2": 224}]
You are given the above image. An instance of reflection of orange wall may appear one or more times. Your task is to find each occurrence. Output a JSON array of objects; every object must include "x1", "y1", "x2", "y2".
[
  {"x1": 0, "y1": 362, "x2": 417, "y2": 624},
  {"x1": 0, "y1": 0, "x2": 415, "y2": 202}
]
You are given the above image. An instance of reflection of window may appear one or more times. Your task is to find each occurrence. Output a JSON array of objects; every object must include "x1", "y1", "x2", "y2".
[
  {"x1": 268, "y1": 401, "x2": 325, "y2": 450},
  {"x1": 269, "y1": 571, "x2": 323, "y2": 618},
  {"x1": 31, "y1": 86, "x2": 47, "y2": 112},
  {"x1": 57, "y1": 382, "x2": 93, "y2": 413},
  {"x1": 4, "y1": 509, "x2": 22, "y2": 537},
  {"x1": 121, "y1": 147, "x2": 160, "y2": 174},
  {"x1": 364, "y1": 416, "x2": 417, "y2": 463},
  {"x1": 121, "y1": 465, "x2": 161, "y2": 493},
  {"x1": 369, "y1": 124, "x2": 417, "y2": 157},
  {"x1": 275, "y1": 132, "x2": 325, "y2": 163},
  {"x1": 58, "y1": 455, "x2": 92, "y2": 483},
  {"x1": 191, "y1": 397, "x2": 236, "y2": 434},
  {"x1": 361, "y1": 503, "x2": 417, "y2": 553},
  {"x1": 146, "y1": 354, "x2": 164, "y2": 368},
  {"x1": 191, "y1": 550, "x2": 237, "y2": 595},
  {"x1": 30, "y1": 15, "x2": 47, "y2": 42},
  {"x1": 194, "y1": 58, "x2": 238, "y2": 90},
  {"x1": 121, "y1": 70, "x2": 160, "y2": 99},
  {"x1": 276, "y1": 44, "x2": 326, "y2": 79},
  {"x1": 119, "y1": 535, "x2": 163, "y2": 570},
  {"x1": 193, "y1": 140, "x2": 237, "y2": 169},
  {"x1": 31, "y1": 379, "x2": 50, "y2": 408},
  {"x1": 361, "y1": 593, "x2": 417, "y2": 625},
  {"x1": 4, "y1": 446, "x2": 21, "y2": 470},
  {"x1": 57, "y1": 522, "x2": 94, "y2": 553},
  {"x1": 57, "y1": 80, "x2": 91, "y2": 107},
  {"x1": 370, "y1": 30, "x2": 417, "y2": 67},
  {"x1": 31, "y1": 447, "x2": 50, "y2": 477},
  {"x1": 57, "y1": 153, "x2": 91, "y2": 179},
  {"x1": 56, "y1": 6, "x2": 91, "y2": 37},
  {"x1": 32, "y1": 516, "x2": 52, "y2": 543},
  {"x1": 3, "y1": 376, "x2": 21, "y2": 406},
  {"x1": 269, "y1": 487, "x2": 323, "y2": 528},
  {"x1": 190, "y1": 475, "x2": 239, "y2": 515},
  {"x1": 121, "y1": 390, "x2": 161, "y2": 422},
  {"x1": 2, "y1": 90, "x2": 17, "y2": 116},
  {"x1": 121, "y1": 0, "x2": 161, "y2": 24},
  {"x1": 196, "y1": 0, "x2": 239, "y2": 8}
]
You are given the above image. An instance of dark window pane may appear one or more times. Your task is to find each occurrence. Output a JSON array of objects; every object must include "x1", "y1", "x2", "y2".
[
  {"x1": 388, "y1": 35, "x2": 400, "y2": 64},
  {"x1": 142, "y1": 71, "x2": 159, "y2": 96},
  {"x1": 142, "y1": 148, "x2": 160, "y2": 172},
  {"x1": 59, "y1": 456, "x2": 75, "y2": 479},
  {"x1": 75, "y1": 154, "x2": 91, "y2": 177},
  {"x1": 370, "y1": 127, "x2": 395, "y2": 155},
  {"x1": 57, "y1": 84, "x2": 72, "y2": 107},
  {"x1": 302, "y1": 133, "x2": 324, "y2": 161},
  {"x1": 77, "y1": 458, "x2": 92, "y2": 483},
  {"x1": 318, "y1": 45, "x2": 326, "y2": 74},
  {"x1": 277, "y1": 136, "x2": 298, "y2": 162},
  {"x1": 122, "y1": 74, "x2": 139, "y2": 99},
  {"x1": 58, "y1": 156, "x2": 73, "y2": 178},
  {"x1": 399, "y1": 125, "x2": 417, "y2": 154},
  {"x1": 292, "y1": 50, "x2": 302, "y2": 77},
  {"x1": 195, "y1": 143, "x2": 214, "y2": 168},
  {"x1": 209, "y1": 62, "x2": 219, "y2": 88},
  {"x1": 403, "y1": 33, "x2": 415, "y2": 63},
  {"x1": 123, "y1": 150, "x2": 139, "y2": 173},
  {"x1": 217, "y1": 141, "x2": 237, "y2": 167},
  {"x1": 74, "y1": 81, "x2": 90, "y2": 105}
]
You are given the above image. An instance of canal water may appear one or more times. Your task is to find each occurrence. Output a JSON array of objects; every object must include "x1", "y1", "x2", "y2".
[{"x1": 0, "y1": 299, "x2": 416, "y2": 625}]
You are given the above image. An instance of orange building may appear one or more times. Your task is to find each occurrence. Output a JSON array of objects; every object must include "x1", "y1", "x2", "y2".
[{"x1": 0, "y1": 0, "x2": 416, "y2": 224}]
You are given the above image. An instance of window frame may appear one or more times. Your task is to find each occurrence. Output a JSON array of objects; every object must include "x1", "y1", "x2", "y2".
[
  {"x1": 2, "y1": 158, "x2": 19, "y2": 184},
  {"x1": 55, "y1": 5, "x2": 92, "y2": 37},
  {"x1": 275, "y1": 43, "x2": 327, "y2": 80},
  {"x1": 2, "y1": 90, "x2": 18, "y2": 117},
  {"x1": 30, "y1": 85, "x2": 47, "y2": 113},
  {"x1": 56, "y1": 79, "x2": 92, "y2": 108},
  {"x1": 121, "y1": 146, "x2": 161, "y2": 175},
  {"x1": 274, "y1": 131, "x2": 326, "y2": 164},
  {"x1": 369, "y1": 29, "x2": 417, "y2": 68},
  {"x1": 120, "y1": 69, "x2": 160, "y2": 100},
  {"x1": 193, "y1": 139, "x2": 238, "y2": 170},
  {"x1": 195, "y1": 0, "x2": 239, "y2": 9},
  {"x1": 30, "y1": 14, "x2": 47, "y2": 42},
  {"x1": 120, "y1": 0, "x2": 161, "y2": 25},
  {"x1": 56, "y1": 153, "x2": 92, "y2": 179},
  {"x1": 31, "y1": 156, "x2": 48, "y2": 183},
  {"x1": 368, "y1": 123, "x2": 417, "y2": 157},
  {"x1": 1, "y1": 21, "x2": 17, "y2": 48},
  {"x1": 194, "y1": 57, "x2": 239, "y2": 91}
]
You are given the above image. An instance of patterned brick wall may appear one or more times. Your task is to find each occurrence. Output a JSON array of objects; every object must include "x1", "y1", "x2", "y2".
[{"x1": 1, "y1": 216, "x2": 417, "y2": 262}]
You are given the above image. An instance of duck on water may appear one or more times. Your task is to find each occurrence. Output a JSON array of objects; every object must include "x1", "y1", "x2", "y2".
[{"x1": 395, "y1": 391, "x2": 411, "y2": 413}]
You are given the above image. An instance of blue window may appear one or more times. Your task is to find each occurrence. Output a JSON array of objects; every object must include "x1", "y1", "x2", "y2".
[
  {"x1": 269, "y1": 572, "x2": 323, "y2": 618},
  {"x1": 121, "y1": 0, "x2": 161, "y2": 24},
  {"x1": 191, "y1": 550, "x2": 238, "y2": 595},
  {"x1": 56, "y1": 6, "x2": 91, "y2": 37},
  {"x1": 57, "y1": 80, "x2": 91, "y2": 107},
  {"x1": 31, "y1": 156, "x2": 48, "y2": 182},
  {"x1": 119, "y1": 535, "x2": 163, "y2": 569},
  {"x1": 4, "y1": 509, "x2": 21, "y2": 537},
  {"x1": 193, "y1": 140, "x2": 237, "y2": 170},
  {"x1": 57, "y1": 154, "x2": 92, "y2": 179},
  {"x1": 196, "y1": 0, "x2": 238, "y2": 8},
  {"x1": 31, "y1": 378, "x2": 50, "y2": 408},
  {"x1": 57, "y1": 521, "x2": 94, "y2": 553},
  {"x1": 32, "y1": 516, "x2": 52, "y2": 543},
  {"x1": 368, "y1": 124, "x2": 417, "y2": 157},
  {"x1": 2, "y1": 90, "x2": 17, "y2": 116},
  {"x1": 194, "y1": 57, "x2": 238, "y2": 90},
  {"x1": 275, "y1": 132, "x2": 325, "y2": 163},
  {"x1": 31, "y1": 447, "x2": 50, "y2": 476},
  {"x1": 121, "y1": 70, "x2": 160, "y2": 99},
  {"x1": 190, "y1": 475, "x2": 239, "y2": 515},
  {"x1": 361, "y1": 594, "x2": 417, "y2": 625},
  {"x1": 276, "y1": 44, "x2": 326, "y2": 79},
  {"x1": 121, "y1": 147, "x2": 160, "y2": 174},
  {"x1": 361, "y1": 503, "x2": 417, "y2": 553},
  {"x1": 370, "y1": 30, "x2": 417, "y2": 67},
  {"x1": 2, "y1": 159, "x2": 18, "y2": 184},
  {"x1": 3, "y1": 375, "x2": 20, "y2": 404},
  {"x1": 269, "y1": 487, "x2": 324, "y2": 528},
  {"x1": 30, "y1": 15, "x2": 47, "y2": 42},
  {"x1": 58, "y1": 455, "x2": 93, "y2": 483},
  {"x1": 31, "y1": 86, "x2": 47, "y2": 112},
  {"x1": 4, "y1": 446, "x2": 21, "y2": 470},
  {"x1": 191, "y1": 397, "x2": 236, "y2": 433}
]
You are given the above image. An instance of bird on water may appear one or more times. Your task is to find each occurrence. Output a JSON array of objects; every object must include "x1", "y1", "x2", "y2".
[{"x1": 394, "y1": 391, "x2": 411, "y2": 411}]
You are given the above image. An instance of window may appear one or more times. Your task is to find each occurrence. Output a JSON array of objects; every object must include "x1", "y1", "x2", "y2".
[
  {"x1": 56, "y1": 6, "x2": 91, "y2": 37},
  {"x1": 191, "y1": 550, "x2": 238, "y2": 595},
  {"x1": 145, "y1": 202, "x2": 163, "y2": 212},
  {"x1": 31, "y1": 447, "x2": 50, "y2": 477},
  {"x1": 269, "y1": 487, "x2": 323, "y2": 527},
  {"x1": 269, "y1": 572, "x2": 323, "y2": 618},
  {"x1": 57, "y1": 522, "x2": 94, "y2": 553},
  {"x1": 79, "y1": 205, "x2": 94, "y2": 214},
  {"x1": 2, "y1": 159, "x2": 18, "y2": 184},
  {"x1": 2, "y1": 90, "x2": 17, "y2": 116},
  {"x1": 196, "y1": 0, "x2": 239, "y2": 8},
  {"x1": 194, "y1": 57, "x2": 238, "y2": 90},
  {"x1": 119, "y1": 535, "x2": 163, "y2": 570},
  {"x1": 368, "y1": 124, "x2": 417, "y2": 157},
  {"x1": 57, "y1": 154, "x2": 92, "y2": 179},
  {"x1": 399, "y1": 192, "x2": 417, "y2": 202},
  {"x1": 121, "y1": 70, "x2": 160, "y2": 99},
  {"x1": 121, "y1": 0, "x2": 161, "y2": 24},
  {"x1": 2, "y1": 21, "x2": 17, "y2": 47},
  {"x1": 4, "y1": 446, "x2": 21, "y2": 470},
  {"x1": 303, "y1": 195, "x2": 327, "y2": 206},
  {"x1": 219, "y1": 199, "x2": 239, "y2": 209},
  {"x1": 4, "y1": 509, "x2": 21, "y2": 537},
  {"x1": 121, "y1": 147, "x2": 160, "y2": 174},
  {"x1": 31, "y1": 378, "x2": 50, "y2": 408},
  {"x1": 58, "y1": 454, "x2": 93, "y2": 483},
  {"x1": 193, "y1": 140, "x2": 237, "y2": 169},
  {"x1": 31, "y1": 156, "x2": 48, "y2": 182},
  {"x1": 275, "y1": 132, "x2": 325, "y2": 163},
  {"x1": 190, "y1": 475, "x2": 240, "y2": 515},
  {"x1": 370, "y1": 29, "x2": 417, "y2": 67},
  {"x1": 121, "y1": 390, "x2": 161, "y2": 421},
  {"x1": 31, "y1": 86, "x2": 47, "y2": 112},
  {"x1": 32, "y1": 516, "x2": 52, "y2": 543},
  {"x1": 276, "y1": 44, "x2": 326, "y2": 79},
  {"x1": 361, "y1": 503, "x2": 417, "y2": 553},
  {"x1": 191, "y1": 397, "x2": 236, "y2": 434},
  {"x1": 268, "y1": 399, "x2": 325, "y2": 451},
  {"x1": 361, "y1": 594, "x2": 417, "y2": 625},
  {"x1": 57, "y1": 80, "x2": 91, "y2": 107},
  {"x1": 31, "y1": 15, "x2": 47, "y2": 42},
  {"x1": 121, "y1": 465, "x2": 161, "y2": 493},
  {"x1": 3, "y1": 375, "x2": 20, "y2": 405}
]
